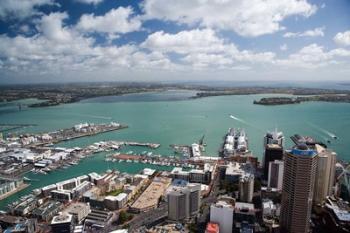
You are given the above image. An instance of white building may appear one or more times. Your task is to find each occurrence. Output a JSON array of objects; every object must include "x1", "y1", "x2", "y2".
[
  {"x1": 191, "y1": 143, "x2": 201, "y2": 157},
  {"x1": 262, "y1": 199, "x2": 280, "y2": 218},
  {"x1": 142, "y1": 168, "x2": 156, "y2": 177},
  {"x1": 210, "y1": 200, "x2": 234, "y2": 233},
  {"x1": 225, "y1": 162, "x2": 246, "y2": 183}
]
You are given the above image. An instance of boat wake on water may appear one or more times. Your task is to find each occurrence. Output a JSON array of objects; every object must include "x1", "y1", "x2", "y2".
[
  {"x1": 229, "y1": 115, "x2": 245, "y2": 123},
  {"x1": 307, "y1": 122, "x2": 338, "y2": 139},
  {"x1": 229, "y1": 115, "x2": 264, "y2": 132},
  {"x1": 68, "y1": 113, "x2": 113, "y2": 120}
]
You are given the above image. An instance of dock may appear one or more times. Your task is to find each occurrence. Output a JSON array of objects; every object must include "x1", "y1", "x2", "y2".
[
  {"x1": 0, "y1": 183, "x2": 30, "y2": 201},
  {"x1": 110, "y1": 153, "x2": 214, "y2": 169},
  {"x1": 15, "y1": 122, "x2": 128, "y2": 148}
]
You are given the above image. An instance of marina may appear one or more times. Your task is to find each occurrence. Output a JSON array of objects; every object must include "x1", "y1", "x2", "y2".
[{"x1": 21, "y1": 140, "x2": 162, "y2": 175}]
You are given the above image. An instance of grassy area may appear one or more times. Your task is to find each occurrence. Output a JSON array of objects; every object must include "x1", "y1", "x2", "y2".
[
  {"x1": 106, "y1": 188, "x2": 123, "y2": 196},
  {"x1": 119, "y1": 211, "x2": 133, "y2": 224}
]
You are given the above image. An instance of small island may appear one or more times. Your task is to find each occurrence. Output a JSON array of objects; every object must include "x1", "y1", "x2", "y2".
[
  {"x1": 253, "y1": 97, "x2": 301, "y2": 105},
  {"x1": 254, "y1": 94, "x2": 350, "y2": 105}
]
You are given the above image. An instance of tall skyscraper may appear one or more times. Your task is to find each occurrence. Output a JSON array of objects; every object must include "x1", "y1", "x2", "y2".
[
  {"x1": 264, "y1": 128, "x2": 284, "y2": 148},
  {"x1": 167, "y1": 183, "x2": 201, "y2": 221},
  {"x1": 313, "y1": 144, "x2": 337, "y2": 205},
  {"x1": 263, "y1": 129, "x2": 284, "y2": 180},
  {"x1": 280, "y1": 144, "x2": 317, "y2": 233},
  {"x1": 338, "y1": 166, "x2": 350, "y2": 202},
  {"x1": 263, "y1": 144, "x2": 284, "y2": 179},
  {"x1": 188, "y1": 183, "x2": 201, "y2": 214},
  {"x1": 167, "y1": 190, "x2": 189, "y2": 221},
  {"x1": 239, "y1": 174, "x2": 254, "y2": 203},
  {"x1": 268, "y1": 160, "x2": 284, "y2": 190}
]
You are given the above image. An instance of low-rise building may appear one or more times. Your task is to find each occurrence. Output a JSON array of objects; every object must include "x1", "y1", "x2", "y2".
[
  {"x1": 131, "y1": 177, "x2": 171, "y2": 213},
  {"x1": 71, "y1": 181, "x2": 92, "y2": 199},
  {"x1": 210, "y1": 198, "x2": 235, "y2": 233},
  {"x1": 51, "y1": 190, "x2": 72, "y2": 202},
  {"x1": 50, "y1": 214, "x2": 73, "y2": 233},
  {"x1": 321, "y1": 196, "x2": 350, "y2": 233},
  {"x1": 225, "y1": 163, "x2": 246, "y2": 184},
  {"x1": 32, "y1": 201, "x2": 62, "y2": 222},
  {"x1": 85, "y1": 209, "x2": 112, "y2": 228},
  {"x1": 104, "y1": 193, "x2": 128, "y2": 211},
  {"x1": 142, "y1": 168, "x2": 156, "y2": 177},
  {"x1": 65, "y1": 202, "x2": 90, "y2": 224}
]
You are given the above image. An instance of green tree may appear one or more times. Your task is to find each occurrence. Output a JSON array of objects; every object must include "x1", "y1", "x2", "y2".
[{"x1": 119, "y1": 211, "x2": 133, "y2": 224}]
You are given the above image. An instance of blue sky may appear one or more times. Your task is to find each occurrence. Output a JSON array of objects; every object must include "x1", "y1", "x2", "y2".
[{"x1": 0, "y1": 0, "x2": 350, "y2": 83}]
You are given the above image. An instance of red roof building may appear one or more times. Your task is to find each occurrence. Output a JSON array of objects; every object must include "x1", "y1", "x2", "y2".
[{"x1": 206, "y1": 222, "x2": 220, "y2": 233}]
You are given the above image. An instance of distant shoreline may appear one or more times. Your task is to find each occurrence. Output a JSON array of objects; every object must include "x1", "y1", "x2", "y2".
[{"x1": 1, "y1": 83, "x2": 350, "y2": 108}]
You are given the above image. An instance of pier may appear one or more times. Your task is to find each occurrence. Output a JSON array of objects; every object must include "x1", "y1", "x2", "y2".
[
  {"x1": 109, "y1": 153, "x2": 216, "y2": 169},
  {"x1": 26, "y1": 123, "x2": 128, "y2": 147}
]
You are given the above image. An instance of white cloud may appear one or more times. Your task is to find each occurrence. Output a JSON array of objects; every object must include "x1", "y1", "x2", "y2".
[
  {"x1": 39, "y1": 12, "x2": 73, "y2": 43},
  {"x1": 77, "y1": 7, "x2": 141, "y2": 37},
  {"x1": 141, "y1": 29, "x2": 228, "y2": 54},
  {"x1": 283, "y1": 27, "x2": 325, "y2": 38},
  {"x1": 0, "y1": 0, "x2": 56, "y2": 19},
  {"x1": 142, "y1": 29, "x2": 275, "y2": 69},
  {"x1": 334, "y1": 31, "x2": 350, "y2": 46},
  {"x1": 1, "y1": 10, "x2": 350, "y2": 81},
  {"x1": 280, "y1": 44, "x2": 288, "y2": 51},
  {"x1": 142, "y1": 0, "x2": 317, "y2": 37},
  {"x1": 75, "y1": 0, "x2": 103, "y2": 5},
  {"x1": 277, "y1": 43, "x2": 350, "y2": 68},
  {"x1": 0, "y1": 12, "x2": 174, "y2": 78}
]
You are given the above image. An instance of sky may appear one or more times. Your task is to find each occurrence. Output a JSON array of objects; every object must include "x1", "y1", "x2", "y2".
[{"x1": 0, "y1": 0, "x2": 350, "y2": 84}]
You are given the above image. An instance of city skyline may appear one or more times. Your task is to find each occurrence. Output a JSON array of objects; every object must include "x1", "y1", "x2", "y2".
[{"x1": 0, "y1": 0, "x2": 350, "y2": 83}]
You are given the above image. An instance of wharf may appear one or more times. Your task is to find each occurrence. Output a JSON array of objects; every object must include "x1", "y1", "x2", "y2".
[
  {"x1": 122, "y1": 141, "x2": 160, "y2": 149},
  {"x1": 111, "y1": 153, "x2": 214, "y2": 168},
  {"x1": 27, "y1": 124, "x2": 128, "y2": 148},
  {"x1": 0, "y1": 183, "x2": 30, "y2": 201}
]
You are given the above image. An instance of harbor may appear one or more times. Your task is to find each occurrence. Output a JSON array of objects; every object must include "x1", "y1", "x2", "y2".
[{"x1": 0, "y1": 91, "x2": 348, "y2": 221}]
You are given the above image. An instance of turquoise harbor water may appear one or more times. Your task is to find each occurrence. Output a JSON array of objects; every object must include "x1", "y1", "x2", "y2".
[{"x1": 1, "y1": 90, "x2": 350, "y2": 209}]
